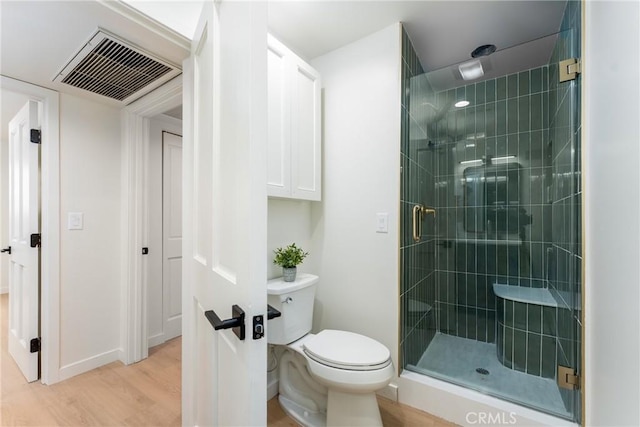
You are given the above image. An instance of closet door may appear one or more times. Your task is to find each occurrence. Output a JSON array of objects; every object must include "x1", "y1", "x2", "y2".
[{"x1": 162, "y1": 131, "x2": 182, "y2": 341}]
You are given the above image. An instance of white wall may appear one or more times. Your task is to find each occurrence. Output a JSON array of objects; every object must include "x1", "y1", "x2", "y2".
[
  {"x1": 309, "y1": 23, "x2": 401, "y2": 371},
  {"x1": 267, "y1": 199, "x2": 316, "y2": 279},
  {"x1": 58, "y1": 93, "x2": 122, "y2": 379},
  {"x1": 584, "y1": 2, "x2": 640, "y2": 425},
  {"x1": 147, "y1": 114, "x2": 182, "y2": 347}
]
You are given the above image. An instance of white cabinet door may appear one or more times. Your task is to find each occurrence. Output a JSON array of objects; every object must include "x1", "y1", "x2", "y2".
[
  {"x1": 8, "y1": 100, "x2": 40, "y2": 382},
  {"x1": 267, "y1": 39, "x2": 291, "y2": 198},
  {"x1": 267, "y1": 35, "x2": 321, "y2": 201},
  {"x1": 182, "y1": 2, "x2": 267, "y2": 426},
  {"x1": 290, "y1": 59, "x2": 321, "y2": 201}
]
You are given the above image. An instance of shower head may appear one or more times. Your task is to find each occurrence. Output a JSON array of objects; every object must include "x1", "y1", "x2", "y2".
[
  {"x1": 421, "y1": 99, "x2": 453, "y2": 124},
  {"x1": 471, "y1": 44, "x2": 497, "y2": 58}
]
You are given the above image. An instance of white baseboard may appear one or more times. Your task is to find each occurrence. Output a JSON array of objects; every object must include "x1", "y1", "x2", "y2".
[
  {"x1": 376, "y1": 383, "x2": 398, "y2": 402},
  {"x1": 148, "y1": 333, "x2": 166, "y2": 348},
  {"x1": 59, "y1": 349, "x2": 120, "y2": 381},
  {"x1": 0, "y1": 286, "x2": 8, "y2": 294},
  {"x1": 165, "y1": 315, "x2": 182, "y2": 341},
  {"x1": 267, "y1": 376, "x2": 279, "y2": 401}
]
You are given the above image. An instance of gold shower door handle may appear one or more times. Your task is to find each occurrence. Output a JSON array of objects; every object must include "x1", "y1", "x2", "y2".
[
  {"x1": 412, "y1": 204, "x2": 436, "y2": 242},
  {"x1": 412, "y1": 205, "x2": 422, "y2": 242}
]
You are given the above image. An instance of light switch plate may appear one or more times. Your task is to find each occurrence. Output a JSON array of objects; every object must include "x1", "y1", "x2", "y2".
[
  {"x1": 68, "y1": 212, "x2": 83, "y2": 230},
  {"x1": 376, "y1": 212, "x2": 389, "y2": 233}
]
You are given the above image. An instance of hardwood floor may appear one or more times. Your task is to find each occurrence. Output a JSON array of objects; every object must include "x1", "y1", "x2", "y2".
[
  {"x1": 1, "y1": 295, "x2": 181, "y2": 426},
  {"x1": 1, "y1": 294, "x2": 454, "y2": 426}
]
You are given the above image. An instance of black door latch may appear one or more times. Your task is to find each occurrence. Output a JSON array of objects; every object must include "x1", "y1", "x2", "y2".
[{"x1": 30, "y1": 234, "x2": 41, "y2": 248}]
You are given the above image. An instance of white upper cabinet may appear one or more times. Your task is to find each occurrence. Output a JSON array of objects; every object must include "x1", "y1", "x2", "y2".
[{"x1": 267, "y1": 35, "x2": 321, "y2": 201}]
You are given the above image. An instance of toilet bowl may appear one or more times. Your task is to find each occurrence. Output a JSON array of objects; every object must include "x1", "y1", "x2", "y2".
[{"x1": 268, "y1": 274, "x2": 394, "y2": 427}]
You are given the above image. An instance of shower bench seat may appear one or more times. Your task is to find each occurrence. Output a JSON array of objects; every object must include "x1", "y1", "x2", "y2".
[
  {"x1": 493, "y1": 284, "x2": 557, "y2": 307},
  {"x1": 493, "y1": 283, "x2": 578, "y2": 309},
  {"x1": 492, "y1": 283, "x2": 576, "y2": 376}
]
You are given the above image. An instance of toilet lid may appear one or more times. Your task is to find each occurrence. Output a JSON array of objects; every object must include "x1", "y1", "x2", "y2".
[{"x1": 303, "y1": 330, "x2": 391, "y2": 371}]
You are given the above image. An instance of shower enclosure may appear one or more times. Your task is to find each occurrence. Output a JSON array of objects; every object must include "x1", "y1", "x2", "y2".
[{"x1": 400, "y1": 1, "x2": 582, "y2": 422}]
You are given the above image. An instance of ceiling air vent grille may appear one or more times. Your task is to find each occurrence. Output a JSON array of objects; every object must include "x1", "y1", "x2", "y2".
[{"x1": 54, "y1": 30, "x2": 180, "y2": 104}]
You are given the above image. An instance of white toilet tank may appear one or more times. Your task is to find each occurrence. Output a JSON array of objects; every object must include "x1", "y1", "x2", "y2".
[{"x1": 267, "y1": 274, "x2": 318, "y2": 345}]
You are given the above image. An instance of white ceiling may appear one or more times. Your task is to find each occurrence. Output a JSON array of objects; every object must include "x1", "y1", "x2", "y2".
[
  {"x1": 122, "y1": 1, "x2": 567, "y2": 90},
  {"x1": 0, "y1": 0, "x2": 190, "y2": 108},
  {"x1": 1, "y1": 1, "x2": 192, "y2": 138},
  {"x1": 120, "y1": 0, "x2": 204, "y2": 39},
  {"x1": 1, "y1": 0, "x2": 567, "y2": 117},
  {"x1": 268, "y1": 1, "x2": 567, "y2": 90}
]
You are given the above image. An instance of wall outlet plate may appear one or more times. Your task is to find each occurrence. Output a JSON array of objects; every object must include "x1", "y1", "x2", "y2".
[{"x1": 376, "y1": 383, "x2": 398, "y2": 401}]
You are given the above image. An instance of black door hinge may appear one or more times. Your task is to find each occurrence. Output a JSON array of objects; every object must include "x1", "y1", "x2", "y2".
[
  {"x1": 142, "y1": 247, "x2": 149, "y2": 255},
  {"x1": 30, "y1": 129, "x2": 41, "y2": 144},
  {"x1": 30, "y1": 233, "x2": 41, "y2": 248},
  {"x1": 30, "y1": 337, "x2": 41, "y2": 353}
]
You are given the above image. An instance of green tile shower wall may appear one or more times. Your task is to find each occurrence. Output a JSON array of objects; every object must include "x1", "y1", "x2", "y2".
[
  {"x1": 400, "y1": 27, "x2": 437, "y2": 368},
  {"x1": 495, "y1": 296, "x2": 559, "y2": 378},
  {"x1": 431, "y1": 63, "x2": 553, "y2": 346}
]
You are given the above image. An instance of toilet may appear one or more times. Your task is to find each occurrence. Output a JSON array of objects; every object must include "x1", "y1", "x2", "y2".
[{"x1": 267, "y1": 274, "x2": 394, "y2": 427}]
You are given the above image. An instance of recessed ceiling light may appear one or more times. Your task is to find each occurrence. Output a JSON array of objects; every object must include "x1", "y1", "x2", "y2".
[
  {"x1": 455, "y1": 100, "x2": 470, "y2": 108},
  {"x1": 459, "y1": 59, "x2": 484, "y2": 81}
]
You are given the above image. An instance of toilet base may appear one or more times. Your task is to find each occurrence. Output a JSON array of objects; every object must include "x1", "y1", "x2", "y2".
[
  {"x1": 279, "y1": 394, "x2": 326, "y2": 427},
  {"x1": 278, "y1": 391, "x2": 382, "y2": 427},
  {"x1": 327, "y1": 390, "x2": 383, "y2": 427}
]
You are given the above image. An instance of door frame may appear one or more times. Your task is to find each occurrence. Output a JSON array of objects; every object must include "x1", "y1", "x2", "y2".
[
  {"x1": 0, "y1": 75, "x2": 60, "y2": 384},
  {"x1": 121, "y1": 75, "x2": 182, "y2": 364}
]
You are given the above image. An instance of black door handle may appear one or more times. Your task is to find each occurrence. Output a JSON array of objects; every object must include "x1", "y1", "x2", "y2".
[
  {"x1": 205, "y1": 304, "x2": 245, "y2": 340},
  {"x1": 1, "y1": 246, "x2": 10, "y2": 255}
]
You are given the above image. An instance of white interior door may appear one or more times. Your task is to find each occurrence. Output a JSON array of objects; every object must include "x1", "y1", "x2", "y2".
[
  {"x1": 182, "y1": 2, "x2": 268, "y2": 426},
  {"x1": 162, "y1": 131, "x2": 182, "y2": 341},
  {"x1": 7, "y1": 100, "x2": 40, "y2": 382}
]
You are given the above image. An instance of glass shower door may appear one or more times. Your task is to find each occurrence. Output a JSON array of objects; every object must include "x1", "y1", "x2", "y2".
[
  {"x1": 548, "y1": 6, "x2": 583, "y2": 422},
  {"x1": 400, "y1": 3, "x2": 583, "y2": 419}
]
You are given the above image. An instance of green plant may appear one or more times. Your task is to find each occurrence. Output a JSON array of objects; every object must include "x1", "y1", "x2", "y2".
[{"x1": 273, "y1": 243, "x2": 309, "y2": 268}]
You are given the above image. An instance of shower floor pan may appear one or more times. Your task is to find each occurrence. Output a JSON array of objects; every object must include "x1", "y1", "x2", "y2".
[{"x1": 409, "y1": 333, "x2": 571, "y2": 419}]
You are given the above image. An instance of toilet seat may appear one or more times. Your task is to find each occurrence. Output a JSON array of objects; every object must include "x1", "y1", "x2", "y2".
[{"x1": 303, "y1": 330, "x2": 391, "y2": 371}]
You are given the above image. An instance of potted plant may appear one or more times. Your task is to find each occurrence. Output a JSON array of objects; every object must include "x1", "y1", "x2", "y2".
[{"x1": 273, "y1": 243, "x2": 309, "y2": 282}]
